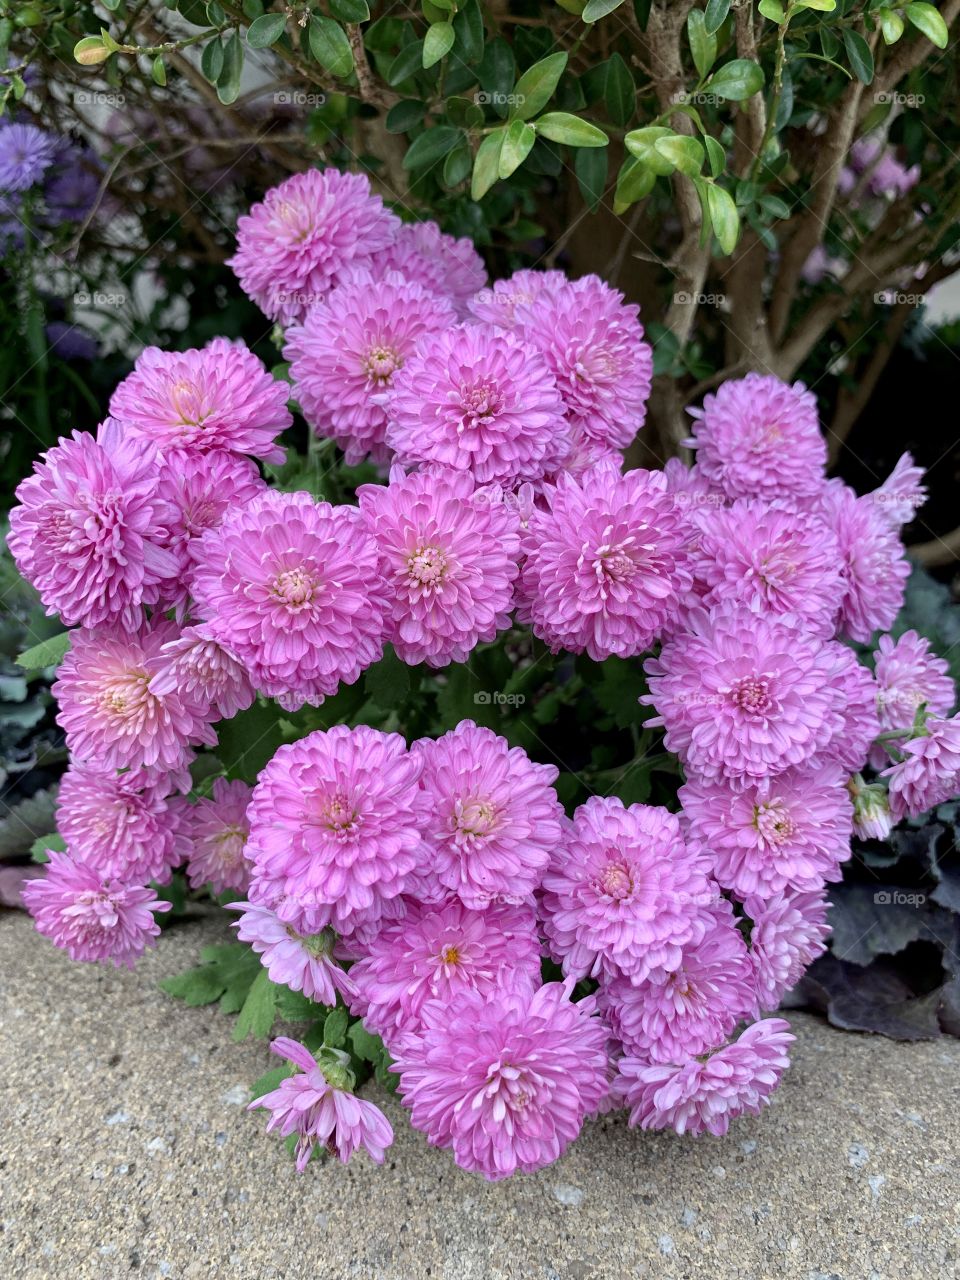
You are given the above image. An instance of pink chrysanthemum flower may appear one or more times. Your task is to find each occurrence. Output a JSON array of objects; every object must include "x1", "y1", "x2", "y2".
[
  {"x1": 54, "y1": 622, "x2": 216, "y2": 774},
  {"x1": 391, "y1": 980, "x2": 609, "y2": 1180},
  {"x1": 690, "y1": 499, "x2": 844, "y2": 637},
  {"x1": 147, "y1": 624, "x2": 254, "y2": 723},
  {"x1": 384, "y1": 322, "x2": 569, "y2": 486},
  {"x1": 869, "y1": 452, "x2": 927, "y2": 530},
  {"x1": 599, "y1": 900, "x2": 756, "y2": 1063},
  {"x1": 349, "y1": 897, "x2": 542, "y2": 1040},
  {"x1": 816, "y1": 483, "x2": 909, "y2": 643},
  {"x1": 680, "y1": 764, "x2": 852, "y2": 898},
  {"x1": 357, "y1": 467, "x2": 521, "y2": 667},
  {"x1": 22, "y1": 851, "x2": 170, "y2": 968},
  {"x1": 8, "y1": 422, "x2": 179, "y2": 631},
  {"x1": 245, "y1": 725, "x2": 427, "y2": 935},
  {"x1": 643, "y1": 605, "x2": 838, "y2": 785},
  {"x1": 616, "y1": 1018, "x2": 794, "y2": 1136},
  {"x1": 56, "y1": 764, "x2": 184, "y2": 884},
  {"x1": 517, "y1": 462, "x2": 692, "y2": 660},
  {"x1": 109, "y1": 339, "x2": 291, "y2": 462},
  {"x1": 227, "y1": 168, "x2": 400, "y2": 325},
  {"x1": 284, "y1": 271, "x2": 456, "y2": 465},
  {"x1": 746, "y1": 889, "x2": 830, "y2": 1011},
  {"x1": 513, "y1": 274, "x2": 652, "y2": 451},
  {"x1": 467, "y1": 268, "x2": 567, "y2": 330},
  {"x1": 377, "y1": 220, "x2": 486, "y2": 315},
  {"x1": 232, "y1": 903, "x2": 356, "y2": 1005},
  {"x1": 817, "y1": 641, "x2": 881, "y2": 774},
  {"x1": 412, "y1": 720, "x2": 562, "y2": 909},
  {"x1": 848, "y1": 775, "x2": 894, "y2": 841},
  {"x1": 180, "y1": 778, "x2": 253, "y2": 894},
  {"x1": 190, "y1": 489, "x2": 387, "y2": 710},
  {"x1": 873, "y1": 630, "x2": 954, "y2": 734},
  {"x1": 250, "y1": 1037, "x2": 393, "y2": 1169},
  {"x1": 883, "y1": 714, "x2": 960, "y2": 821},
  {"x1": 663, "y1": 456, "x2": 726, "y2": 510},
  {"x1": 540, "y1": 797, "x2": 715, "y2": 984},
  {"x1": 686, "y1": 374, "x2": 826, "y2": 501}
]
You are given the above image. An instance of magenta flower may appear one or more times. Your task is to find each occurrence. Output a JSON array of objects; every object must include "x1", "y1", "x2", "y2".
[
  {"x1": 284, "y1": 271, "x2": 456, "y2": 465},
  {"x1": 385, "y1": 322, "x2": 568, "y2": 486},
  {"x1": 147, "y1": 625, "x2": 254, "y2": 723},
  {"x1": 817, "y1": 641, "x2": 881, "y2": 775},
  {"x1": 391, "y1": 981, "x2": 609, "y2": 1179},
  {"x1": 817, "y1": 482, "x2": 909, "y2": 643},
  {"x1": 513, "y1": 274, "x2": 653, "y2": 451},
  {"x1": 746, "y1": 890, "x2": 830, "y2": 1011},
  {"x1": 250, "y1": 1037, "x2": 393, "y2": 1169},
  {"x1": 883, "y1": 714, "x2": 960, "y2": 821},
  {"x1": 873, "y1": 630, "x2": 954, "y2": 735},
  {"x1": 109, "y1": 339, "x2": 292, "y2": 462},
  {"x1": 54, "y1": 622, "x2": 216, "y2": 774},
  {"x1": 245, "y1": 725, "x2": 428, "y2": 934},
  {"x1": 686, "y1": 374, "x2": 826, "y2": 501},
  {"x1": 517, "y1": 461, "x2": 693, "y2": 660},
  {"x1": 349, "y1": 897, "x2": 542, "y2": 1040},
  {"x1": 377, "y1": 220, "x2": 486, "y2": 315},
  {"x1": 180, "y1": 778, "x2": 252, "y2": 894},
  {"x1": 616, "y1": 1018, "x2": 794, "y2": 1136},
  {"x1": 412, "y1": 720, "x2": 563, "y2": 908},
  {"x1": 848, "y1": 776, "x2": 893, "y2": 841},
  {"x1": 644, "y1": 605, "x2": 839, "y2": 785},
  {"x1": 190, "y1": 489, "x2": 388, "y2": 710},
  {"x1": 680, "y1": 764, "x2": 853, "y2": 898},
  {"x1": 232, "y1": 903, "x2": 355, "y2": 1006},
  {"x1": 228, "y1": 168, "x2": 400, "y2": 324},
  {"x1": 467, "y1": 268, "x2": 567, "y2": 330},
  {"x1": 357, "y1": 467, "x2": 521, "y2": 667},
  {"x1": 599, "y1": 901, "x2": 757, "y2": 1063},
  {"x1": 22, "y1": 851, "x2": 170, "y2": 968},
  {"x1": 56, "y1": 764, "x2": 184, "y2": 884},
  {"x1": 8, "y1": 422, "x2": 179, "y2": 631},
  {"x1": 869, "y1": 452, "x2": 927, "y2": 530},
  {"x1": 540, "y1": 797, "x2": 715, "y2": 984}
]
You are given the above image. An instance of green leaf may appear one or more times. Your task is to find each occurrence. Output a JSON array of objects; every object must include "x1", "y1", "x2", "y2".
[
  {"x1": 161, "y1": 966, "x2": 231, "y2": 1007},
  {"x1": 30, "y1": 832, "x2": 64, "y2": 864},
  {"x1": 704, "y1": 134, "x2": 725, "y2": 177},
  {"x1": 151, "y1": 55, "x2": 167, "y2": 86},
  {"x1": 233, "y1": 968, "x2": 278, "y2": 1041},
  {"x1": 471, "y1": 128, "x2": 505, "y2": 198},
  {"x1": 330, "y1": 0, "x2": 370, "y2": 20},
  {"x1": 575, "y1": 145, "x2": 608, "y2": 211},
  {"x1": 707, "y1": 181, "x2": 740, "y2": 254},
  {"x1": 624, "y1": 125, "x2": 675, "y2": 174},
  {"x1": 348, "y1": 1021, "x2": 383, "y2": 1062},
  {"x1": 16, "y1": 631, "x2": 70, "y2": 672},
  {"x1": 216, "y1": 30, "x2": 243, "y2": 104},
  {"x1": 402, "y1": 124, "x2": 462, "y2": 170},
  {"x1": 200, "y1": 35, "x2": 224, "y2": 82},
  {"x1": 308, "y1": 15, "x2": 354, "y2": 78},
  {"x1": 904, "y1": 2, "x2": 949, "y2": 48},
  {"x1": 74, "y1": 36, "x2": 111, "y2": 66},
  {"x1": 246, "y1": 12, "x2": 285, "y2": 47},
  {"x1": 704, "y1": 58, "x2": 764, "y2": 102},
  {"x1": 613, "y1": 156, "x2": 656, "y2": 213},
  {"x1": 842, "y1": 28, "x2": 874, "y2": 84},
  {"x1": 703, "y1": 0, "x2": 731, "y2": 35},
  {"x1": 603, "y1": 53, "x2": 635, "y2": 127},
  {"x1": 443, "y1": 144, "x2": 472, "y2": 186},
  {"x1": 654, "y1": 134, "x2": 705, "y2": 177},
  {"x1": 878, "y1": 8, "x2": 905, "y2": 43},
  {"x1": 582, "y1": 0, "x2": 626, "y2": 20},
  {"x1": 387, "y1": 41, "x2": 424, "y2": 86},
  {"x1": 478, "y1": 38, "x2": 516, "y2": 117},
  {"x1": 365, "y1": 646, "x2": 411, "y2": 709},
  {"x1": 510, "y1": 51, "x2": 568, "y2": 121},
  {"x1": 499, "y1": 118, "x2": 536, "y2": 177},
  {"x1": 759, "y1": 192, "x2": 791, "y2": 219},
  {"x1": 758, "y1": 0, "x2": 785, "y2": 21},
  {"x1": 323, "y1": 1006, "x2": 349, "y2": 1046},
  {"x1": 274, "y1": 986, "x2": 322, "y2": 1021},
  {"x1": 534, "y1": 112, "x2": 608, "y2": 147},
  {"x1": 794, "y1": 0, "x2": 837, "y2": 8},
  {"x1": 385, "y1": 99, "x2": 426, "y2": 132},
  {"x1": 452, "y1": 0, "x2": 484, "y2": 63},
  {"x1": 687, "y1": 9, "x2": 717, "y2": 80},
  {"x1": 422, "y1": 21, "x2": 455, "y2": 68}
]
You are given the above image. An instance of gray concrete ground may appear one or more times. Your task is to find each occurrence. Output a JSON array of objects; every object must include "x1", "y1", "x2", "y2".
[{"x1": 1, "y1": 911, "x2": 958, "y2": 1280}]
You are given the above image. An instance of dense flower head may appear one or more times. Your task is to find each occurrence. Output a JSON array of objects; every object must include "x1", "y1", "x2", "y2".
[
  {"x1": 869, "y1": 452, "x2": 927, "y2": 530},
  {"x1": 56, "y1": 764, "x2": 184, "y2": 884},
  {"x1": 190, "y1": 488, "x2": 388, "y2": 709},
  {"x1": 349, "y1": 897, "x2": 541, "y2": 1041},
  {"x1": 228, "y1": 168, "x2": 400, "y2": 324},
  {"x1": 245, "y1": 725, "x2": 428, "y2": 934},
  {"x1": 109, "y1": 339, "x2": 291, "y2": 462},
  {"x1": 8, "y1": 421, "x2": 180, "y2": 631},
  {"x1": 232, "y1": 903, "x2": 355, "y2": 1005},
  {"x1": 467, "y1": 268, "x2": 567, "y2": 330},
  {"x1": 680, "y1": 764, "x2": 853, "y2": 898},
  {"x1": 385, "y1": 322, "x2": 569, "y2": 486},
  {"x1": 285, "y1": 271, "x2": 456, "y2": 464},
  {"x1": 541, "y1": 797, "x2": 716, "y2": 984},
  {"x1": 616, "y1": 1018, "x2": 794, "y2": 1136},
  {"x1": 54, "y1": 621, "x2": 216, "y2": 775},
  {"x1": 357, "y1": 467, "x2": 521, "y2": 667},
  {"x1": 0, "y1": 121, "x2": 60, "y2": 191},
  {"x1": 883, "y1": 714, "x2": 960, "y2": 821},
  {"x1": 518, "y1": 462, "x2": 693, "y2": 660},
  {"x1": 147, "y1": 625, "x2": 254, "y2": 723},
  {"x1": 599, "y1": 900, "x2": 757, "y2": 1063},
  {"x1": 251, "y1": 1037, "x2": 393, "y2": 1169},
  {"x1": 512, "y1": 274, "x2": 652, "y2": 451},
  {"x1": 22, "y1": 850, "x2": 170, "y2": 968},
  {"x1": 818, "y1": 642, "x2": 881, "y2": 775},
  {"x1": 180, "y1": 778, "x2": 253, "y2": 894},
  {"x1": 391, "y1": 980, "x2": 609, "y2": 1179},
  {"x1": 644, "y1": 604, "x2": 839, "y2": 785},
  {"x1": 873, "y1": 630, "x2": 954, "y2": 734},
  {"x1": 746, "y1": 889, "x2": 830, "y2": 1011},
  {"x1": 42, "y1": 142, "x2": 100, "y2": 223},
  {"x1": 412, "y1": 720, "x2": 563, "y2": 909},
  {"x1": 376, "y1": 220, "x2": 487, "y2": 314},
  {"x1": 686, "y1": 374, "x2": 826, "y2": 501}
]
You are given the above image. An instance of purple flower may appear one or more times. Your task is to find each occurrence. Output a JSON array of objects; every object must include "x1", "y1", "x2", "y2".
[
  {"x1": 818, "y1": 641, "x2": 882, "y2": 775},
  {"x1": 180, "y1": 778, "x2": 253, "y2": 895},
  {"x1": 467, "y1": 268, "x2": 567, "y2": 330},
  {"x1": 232, "y1": 903, "x2": 355, "y2": 1006},
  {"x1": 746, "y1": 890, "x2": 830, "y2": 1011},
  {"x1": 869, "y1": 452, "x2": 927, "y2": 530},
  {"x1": 147, "y1": 625, "x2": 254, "y2": 723},
  {"x1": 376, "y1": 220, "x2": 486, "y2": 315},
  {"x1": 873, "y1": 630, "x2": 954, "y2": 735},
  {"x1": 0, "y1": 122, "x2": 60, "y2": 192},
  {"x1": 883, "y1": 714, "x2": 960, "y2": 821},
  {"x1": 45, "y1": 321, "x2": 98, "y2": 361},
  {"x1": 818, "y1": 483, "x2": 910, "y2": 643}
]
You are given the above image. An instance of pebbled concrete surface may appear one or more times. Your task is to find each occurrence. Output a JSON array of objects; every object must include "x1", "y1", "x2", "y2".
[{"x1": 1, "y1": 911, "x2": 958, "y2": 1280}]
